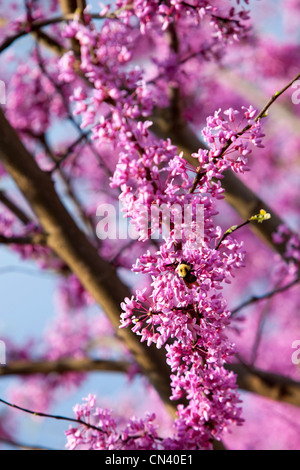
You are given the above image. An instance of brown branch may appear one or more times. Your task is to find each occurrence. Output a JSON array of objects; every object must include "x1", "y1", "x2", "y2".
[
  {"x1": 59, "y1": 0, "x2": 86, "y2": 15},
  {"x1": 0, "y1": 233, "x2": 47, "y2": 246},
  {"x1": 31, "y1": 29, "x2": 67, "y2": 56},
  {"x1": 0, "y1": 12, "x2": 112, "y2": 55},
  {"x1": 0, "y1": 397, "x2": 106, "y2": 434},
  {"x1": 165, "y1": 23, "x2": 184, "y2": 133},
  {"x1": 0, "y1": 15, "x2": 73, "y2": 55},
  {"x1": 0, "y1": 190, "x2": 33, "y2": 225},
  {"x1": 59, "y1": 0, "x2": 87, "y2": 56},
  {"x1": 0, "y1": 108, "x2": 177, "y2": 418},
  {"x1": 34, "y1": 45, "x2": 112, "y2": 178},
  {"x1": 231, "y1": 277, "x2": 300, "y2": 316},
  {"x1": 0, "y1": 358, "x2": 130, "y2": 376},
  {"x1": 2, "y1": 357, "x2": 300, "y2": 409},
  {"x1": 229, "y1": 363, "x2": 300, "y2": 407},
  {"x1": 38, "y1": 132, "x2": 98, "y2": 241}
]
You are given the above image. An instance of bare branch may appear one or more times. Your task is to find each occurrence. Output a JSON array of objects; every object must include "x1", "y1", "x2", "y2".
[
  {"x1": 229, "y1": 363, "x2": 300, "y2": 407},
  {"x1": 231, "y1": 277, "x2": 300, "y2": 316},
  {"x1": 0, "y1": 15, "x2": 73, "y2": 55},
  {"x1": 0, "y1": 190, "x2": 33, "y2": 225},
  {"x1": 0, "y1": 358, "x2": 130, "y2": 376},
  {"x1": 2, "y1": 357, "x2": 300, "y2": 409},
  {"x1": 0, "y1": 233, "x2": 47, "y2": 246},
  {"x1": 31, "y1": 29, "x2": 67, "y2": 55},
  {"x1": 0, "y1": 397, "x2": 106, "y2": 434}
]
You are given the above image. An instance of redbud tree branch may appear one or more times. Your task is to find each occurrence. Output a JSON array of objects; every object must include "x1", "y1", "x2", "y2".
[
  {"x1": 0, "y1": 233, "x2": 47, "y2": 246},
  {"x1": 230, "y1": 363, "x2": 300, "y2": 408},
  {"x1": 231, "y1": 276, "x2": 300, "y2": 316},
  {"x1": 0, "y1": 5, "x2": 132, "y2": 55},
  {"x1": 0, "y1": 108, "x2": 177, "y2": 418},
  {"x1": 2, "y1": 356, "x2": 300, "y2": 409},
  {"x1": 216, "y1": 66, "x2": 300, "y2": 137},
  {"x1": 0, "y1": 15, "x2": 75, "y2": 54},
  {"x1": 0, "y1": 190, "x2": 33, "y2": 225},
  {"x1": 0, "y1": 396, "x2": 166, "y2": 448},
  {"x1": 0, "y1": 397, "x2": 106, "y2": 434},
  {"x1": 0, "y1": 358, "x2": 130, "y2": 376}
]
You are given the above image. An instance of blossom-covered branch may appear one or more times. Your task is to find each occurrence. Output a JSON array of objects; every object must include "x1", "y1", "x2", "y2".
[
  {"x1": 189, "y1": 70, "x2": 300, "y2": 194},
  {"x1": 0, "y1": 107, "x2": 177, "y2": 417}
]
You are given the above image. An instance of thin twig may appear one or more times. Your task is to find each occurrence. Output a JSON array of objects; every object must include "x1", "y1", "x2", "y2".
[
  {"x1": 34, "y1": 44, "x2": 112, "y2": 177},
  {"x1": 231, "y1": 277, "x2": 300, "y2": 316},
  {"x1": 0, "y1": 190, "x2": 33, "y2": 225},
  {"x1": 216, "y1": 209, "x2": 271, "y2": 250},
  {"x1": 0, "y1": 398, "x2": 106, "y2": 434},
  {"x1": 215, "y1": 219, "x2": 250, "y2": 250},
  {"x1": 38, "y1": 132, "x2": 97, "y2": 240},
  {"x1": 249, "y1": 282, "x2": 281, "y2": 365},
  {"x1": 189, "y1": 71, "x2": 300, "y2": 194},
  {"x1": 0, "y1": 396, "x2": 165, "y2": 447},
  {"x1": 0, "y1": 5, "x2": 134, "y2": 55},
  {"x1": 0, "y1": 358, "x2": 131, "y2": 376}
]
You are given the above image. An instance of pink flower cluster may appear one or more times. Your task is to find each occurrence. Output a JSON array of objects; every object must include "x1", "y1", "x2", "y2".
[
  {"x1": 66, "y1": 394, "x2": 163, "y2": 450},
  {"x1": 114, "y1": 128, "x2": 248, "y2": 447},
  {"x1": 66, "y1": 100, "x2": 263, "y2": 447},
  {"x1": 113, "y1": 0, "x2": 250, "y2": 40},
  {"x1": 51, "y1": 1, "x2": 264, "y2": 450},
  {"x1": 194, "y1": 106, "x2": 265, "y2": 178}
]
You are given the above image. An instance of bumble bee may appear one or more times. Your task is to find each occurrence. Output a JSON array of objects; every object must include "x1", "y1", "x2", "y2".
[{"x1": 177, "y1": 263, "x2": 198, "y2": 288}]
